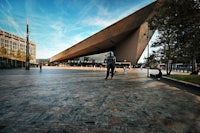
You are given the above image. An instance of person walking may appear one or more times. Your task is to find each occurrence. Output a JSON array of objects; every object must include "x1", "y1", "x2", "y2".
[
  {"x1": 39, "y1": 63, "x2": 42, "y2": 71},
  {"x1": 105, "y1": 51, "x2": 116, "y2": 80}
]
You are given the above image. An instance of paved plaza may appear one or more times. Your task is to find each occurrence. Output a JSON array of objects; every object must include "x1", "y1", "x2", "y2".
[{"x1": 0, "y1": 67, "x2": 200, "y2": 133}]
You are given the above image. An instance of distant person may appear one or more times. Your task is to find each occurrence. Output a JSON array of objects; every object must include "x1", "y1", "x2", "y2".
[
  {"x1": 39, "y1": 63, "x2": 42, "y2": 71},
  {"x1": 123, "y1": 66, "x2": 127, "y2": 74},
  {"x1": 105, "y1": 51, "x2": 116, "y2": 80},
  {"x1": 156, "y1": 69, "x2": 162, "y2": 80}
]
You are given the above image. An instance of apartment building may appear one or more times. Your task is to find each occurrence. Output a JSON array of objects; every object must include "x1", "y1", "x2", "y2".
[{"x1": 0, "y1": 29, "x2": 36, "y2": 65}]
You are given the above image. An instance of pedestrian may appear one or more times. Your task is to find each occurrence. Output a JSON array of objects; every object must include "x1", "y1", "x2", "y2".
[
  {"x1": 105, "y1": 51, "x2": 116, "y2": 80},
  {"x1": 156, "y1": 68, "x2": 162, "y2": 80},
  {"x1": 39, "y1": 63, "x2": 42, "y2": 71}
]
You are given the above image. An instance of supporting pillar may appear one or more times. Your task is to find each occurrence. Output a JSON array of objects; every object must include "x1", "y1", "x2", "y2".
[{"x1": 115, "y1": 22, "x2": 149, "y2": 65}]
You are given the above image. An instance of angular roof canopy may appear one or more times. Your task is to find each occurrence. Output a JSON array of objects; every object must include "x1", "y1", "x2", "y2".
[{"x1": 50, "y1": 2, "x2": 156, "y2": 63}]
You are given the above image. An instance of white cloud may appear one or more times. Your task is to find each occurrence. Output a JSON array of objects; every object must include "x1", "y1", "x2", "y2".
[
  {"x1": 77, "y1": 0, "x2": 97, "y2": 18},
  {"x1": 96, "y1": 5, "x2": 110, "y2": 17},
  {"x1": 50, "y1": 21, "x2": 64, "y2": 32},
  {"x1": 84, "y1": 17, "x2": 116, "y2": 27},
  {"x1": 36, "y1": 48, "x2": 59, "y2": 59},
  {"x1": 0, "y1": 0, "x2": 26, "y2": 37},
  {"x1": 67, "y1": 34, "x2": 86, "y2": 45},
  {"x1": 83, "y1": 1, "x2": 155, "y2": 29},
  {"x1": 7, "y1": 16, "x2": 19, "y2": 30}
]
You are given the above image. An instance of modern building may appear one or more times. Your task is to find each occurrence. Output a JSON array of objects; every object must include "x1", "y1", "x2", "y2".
[
  {"x1": 0, "y1": 29, "x2": 36, "y2": 68},
  {"x1": 50, "y1": 2, "x2": 156, "y2": 65}
]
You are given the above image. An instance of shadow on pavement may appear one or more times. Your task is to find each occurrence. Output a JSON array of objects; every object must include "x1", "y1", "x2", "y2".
[{"x1": 159, "y1": 78, "x2": 200, "y2": 96}]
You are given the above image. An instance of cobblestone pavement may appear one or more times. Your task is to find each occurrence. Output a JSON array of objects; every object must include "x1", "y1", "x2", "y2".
[{"x1": 0, "y1": 67, "x2": 200, "y2": 133}]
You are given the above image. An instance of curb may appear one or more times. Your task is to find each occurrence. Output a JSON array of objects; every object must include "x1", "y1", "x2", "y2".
[
  {"x1": 149, "y1": 73, "x2": 200, "y2": 90},
  {"x1": 162, "y1": 76, "x2": 200, "y2": 89}
]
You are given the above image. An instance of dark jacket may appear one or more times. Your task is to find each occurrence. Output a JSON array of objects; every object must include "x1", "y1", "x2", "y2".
[{"x1": 106, "y1": 55, "x2": 116, "y2": 68}]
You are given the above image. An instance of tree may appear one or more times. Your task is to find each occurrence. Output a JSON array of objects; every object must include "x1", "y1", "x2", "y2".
[
  {"x1": 9, "y1": 48, "x2": 15, "y2": 59},
  {"x1": 16, "y1": 49, "x2": 21, "y2": 61},
  {"x1": 22, "y1": 52, "x2": 26, "y2": 61},
  {"x1": 0, "y1": 46, "x2": 8, "y2": 68},
  {"x1": 29, "y1": 54, "x2": 33, "y2": 62},
  {"x1": 149, "y1": 0, "x2": 200, "y2": 75},
  {"x1": 0, "y1": 46, "x2": 7, "y2": 61},
  {"x1": 175, "y1": 0, "x2": 200, "y2": 73},
  {"x1": 9, "y1": 48, "x2": 15, "y2": 68},
  {"x1": 0, "y1": 46, "x2": 7, "y2": 58},
  {"x1": 145, "y1": 51, "x2": 160, "y2": 68},
  {"x1": 16, "y1": 49, "x2": 24, "y2": 67},
  {"x1": 20, "y1": 51, "x2": 26, "y2": 68}
]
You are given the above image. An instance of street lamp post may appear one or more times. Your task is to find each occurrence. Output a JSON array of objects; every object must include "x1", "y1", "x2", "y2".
[
  {"x1": 26, "y1": 19, "x2": 30, "y2": 70},
  {"x1": 147, "y1": 34, "x2": 150, "y2": 77},
  {"x1": 144, "y1": 25, "x2": 150, "y2": 77}
]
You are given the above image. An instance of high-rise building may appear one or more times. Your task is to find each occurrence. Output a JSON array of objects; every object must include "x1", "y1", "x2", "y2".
[{"x1": 0, "y1": 29, "x2": 36, "y2": 66}]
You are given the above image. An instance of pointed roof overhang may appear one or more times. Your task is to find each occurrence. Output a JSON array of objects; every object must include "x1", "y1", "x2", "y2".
[{"x1": 50, "y1": 1, "x2": 156, "y2": 62}]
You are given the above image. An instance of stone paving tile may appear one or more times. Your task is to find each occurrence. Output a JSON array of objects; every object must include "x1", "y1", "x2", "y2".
[{"x1": 0, "y1": 67, "x2": 200, "y2": 133}]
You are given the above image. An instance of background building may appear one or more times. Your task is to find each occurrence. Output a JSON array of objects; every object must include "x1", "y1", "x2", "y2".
[
  {"x1": 0, "y1": 29, "x2": 36, "y2": 68},
  {"x1": 36, "y1": 59, "x2": 50, "y2": 66}
]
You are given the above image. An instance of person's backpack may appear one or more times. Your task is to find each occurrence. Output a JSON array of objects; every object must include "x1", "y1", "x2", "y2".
[{"x1": 107, "y1": 56, "x2": 115, "y2": 65}]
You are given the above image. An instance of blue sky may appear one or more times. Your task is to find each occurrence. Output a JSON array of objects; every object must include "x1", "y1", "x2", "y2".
[{"x1": 0, "y1": 0, "x2": 155, "y2": 60}]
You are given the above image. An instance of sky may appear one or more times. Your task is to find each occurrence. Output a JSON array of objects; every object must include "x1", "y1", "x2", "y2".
[{"x1": 0, "y1": 0, "x2": 156, "y2": 61}]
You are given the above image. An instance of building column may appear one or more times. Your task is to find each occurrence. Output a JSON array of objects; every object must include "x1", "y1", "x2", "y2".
[{"x1": 115, "y1": 22, "x2": 149, "y2": 65}]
